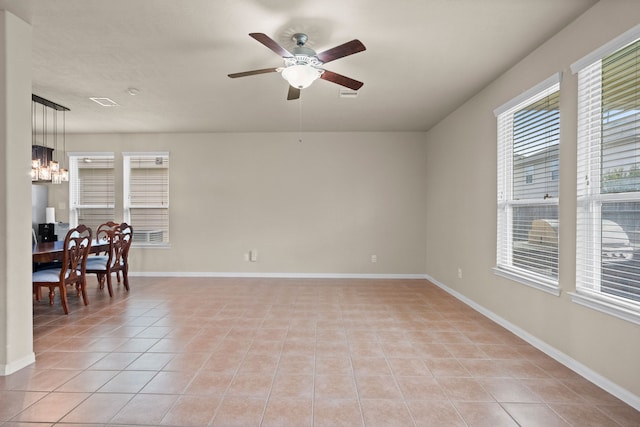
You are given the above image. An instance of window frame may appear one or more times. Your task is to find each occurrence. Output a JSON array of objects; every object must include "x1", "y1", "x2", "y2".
[
  {"x1": 493, "y1": 73, "x2": 562, "y2": 296},
  {"x1": 570, "y1": 24, "x2": 640, "y2": 325},
  {"x1": 123, "y1": 152, "x2": 170, "y2": 248},
  {"x1": 68, "y1": 152, "x2": 115, "y2": 233}
]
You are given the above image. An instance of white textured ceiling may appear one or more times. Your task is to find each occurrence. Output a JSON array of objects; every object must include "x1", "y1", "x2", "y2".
[{"x1": 2, "y1": 0, "x2": 597, "y2": 133}]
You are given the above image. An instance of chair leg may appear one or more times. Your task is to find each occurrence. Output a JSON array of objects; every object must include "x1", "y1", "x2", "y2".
[
  {"x1": 123, "y1": 268, "x2": 130, "y2": 291},
  {"x1": 97, "y1": 273, "x2": 106, "y2": 290},
  {"x1": 58, "y1": 283, "x2": 69, "y2": 314},
  {"x1": 48, "y1": 286, "x2": 56, "y2": 305},
  {"x1": 106, "y1": 273, "x2": 114, "y2": 297},
  {"x1": 79, "y1": 279, "x2": 89, "y2": 306}
]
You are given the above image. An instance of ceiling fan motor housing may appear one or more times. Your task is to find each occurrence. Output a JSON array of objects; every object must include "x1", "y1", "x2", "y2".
[
  {"x1": 292, "y1": 33, "x2": 308, "y2": 47},
  {"x1": 292, "y1": 46, "x2": 316, "y2": 57},
  {"x1": 284, "y1": 52, "x2": 323, "y2": 68}
]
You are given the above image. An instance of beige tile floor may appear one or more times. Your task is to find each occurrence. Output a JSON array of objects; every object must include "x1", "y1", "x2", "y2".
[{"x1": 1, "y1": 277, "x2": 638, "y2": 426}]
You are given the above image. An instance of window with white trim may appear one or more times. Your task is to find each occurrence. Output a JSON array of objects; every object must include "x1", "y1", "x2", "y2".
[
  {"x1": 69, "y1": 153, "x2": 115, "y2": 234},
  {"x1": 123, "y1": 152, "x2": 169, "y2": 246},
  {"x1": 572, "y1": 28, "x2": 640, "y2": 322},
  {"x1": 494, "y1": 74, "x2": 561, "y2": 294}
]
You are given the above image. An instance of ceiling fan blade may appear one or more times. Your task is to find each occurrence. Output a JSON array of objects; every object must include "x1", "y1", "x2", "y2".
[
  {"x1": 287, "y1": 86, "x2": 301, "y2": 100},
  {"x1": 228, "y1": 68, "x2": 279, "y2": 78},
  {"x1": 316, "y1": 39, "x2": 366, "y2": 64},
  {"x1": 249, "y1": 33, "x2": 293, "y2": 58},
  {"x1": 320, "y1": 70, "x2": 364, "y2": 91}
]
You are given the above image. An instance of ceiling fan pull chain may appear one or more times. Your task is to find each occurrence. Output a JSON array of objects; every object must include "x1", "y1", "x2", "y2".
[{"x1": 298, "y1": 96, "x2": 303, "y2": 143}]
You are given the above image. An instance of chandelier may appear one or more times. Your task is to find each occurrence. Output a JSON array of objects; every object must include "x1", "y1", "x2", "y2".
[{"x1": 31, "y1": 94, "x2": 69, "y2": 183}]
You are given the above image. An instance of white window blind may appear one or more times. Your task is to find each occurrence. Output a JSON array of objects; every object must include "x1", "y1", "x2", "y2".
[
  {"x1": 495, "y1": 75, "x2": 561, "y2": 293},
  {"x1": 69, "y1": 154, "x2": 114, "y2": 234},
  {"x1": 123, "y1": 153, "x2": 169, "y2": 245},
  {"x1": 575, "y1": 36, "x2": 640, "y2": 311}
]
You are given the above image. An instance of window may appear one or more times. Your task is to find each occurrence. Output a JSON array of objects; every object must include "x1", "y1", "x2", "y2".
[
  {"x1": 525, "y1": 166, "x2": 535, "y2": 184},
  {"x1": 69, "y1": 153, "x2": 115, "y2": 234},
  {"x1": 494, "y1": 73, "x2": 561, "y2": 295},
  {"x1": 551, "y1": 160, "x2": 559, "y2": 182},
  {"x1": 572, "y1": 27, "x2": 640, "y2": 324},
  {"x1": 123, "y1": 152, "x2": 170, "y2": 246}
]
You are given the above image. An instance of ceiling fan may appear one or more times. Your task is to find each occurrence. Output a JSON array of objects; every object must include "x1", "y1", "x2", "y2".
[{"x1": 228, "y1": 33, "x2": 366, "y2": 100}]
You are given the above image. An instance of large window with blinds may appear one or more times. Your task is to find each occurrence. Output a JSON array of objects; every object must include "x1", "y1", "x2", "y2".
[
  {"x1": 494, "y1": 74, "x2": 561, "y2": 294},
  {"x1": 572, "y1": 30, "x2": 640, "y2": 323},
  {"x1": 123, "y1": 153, "x2": 169, "y2": 246},
  {"x1": 69, "y1": 154, "x2": 115, "y2": 234}
]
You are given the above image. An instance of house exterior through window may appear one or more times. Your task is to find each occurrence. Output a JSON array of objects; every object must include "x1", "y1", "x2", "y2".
[
  {"x1": 494, "y1": 73, "x2": 561, "y2": 295},
  {"x1": 572, "y1": 29, "x2": 640, "y2": 323}
]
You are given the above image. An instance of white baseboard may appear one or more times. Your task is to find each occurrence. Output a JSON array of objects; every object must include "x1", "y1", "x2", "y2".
[
  {"x1": 424, "y1": 274, "x2": 640, "y2": 412},
  {"x1": 1, "y1": 352, "x2": 35, "y2": 376},
  {"x1": 129, "y1": 271, "x2": 426, "y2": 279}
]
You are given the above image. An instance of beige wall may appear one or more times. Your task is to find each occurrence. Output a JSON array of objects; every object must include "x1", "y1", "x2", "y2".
[
  {"x1": 0, "y1": 10, "x2": 34, "y2": 374},
  {"x1": 49, "y1": 131, "x2": 428, "y2": 275},
  {"x1": 425, "y1": 0, "x2": 640, "y2": 400}
]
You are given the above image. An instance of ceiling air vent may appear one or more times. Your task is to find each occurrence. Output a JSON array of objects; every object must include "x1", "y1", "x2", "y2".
[{"x1": 90, "y1": 97, "x2": 119, "y2": 107}]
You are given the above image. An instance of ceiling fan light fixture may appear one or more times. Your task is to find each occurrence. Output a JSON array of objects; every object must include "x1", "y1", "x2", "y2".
[{"x1": 281, "y1": 64, "x2": 321, "y2": 89}]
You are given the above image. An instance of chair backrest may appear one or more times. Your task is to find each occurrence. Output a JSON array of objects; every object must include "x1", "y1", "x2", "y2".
[
  {"x1": 61, "y1": 224, "x2": 92, "y2": 283},
  {"x1": 97, "y1": 222, "x2": 132, "y2": 269},
  {"x1": 118, "y1": 222, "x2": 133, "y2": 261},
  {"x1": 109, "y1": 228, "x2": 127, "y2": 269},
  {"x1": 96, "y1": 221, "x2": 119, "y2": 243}
]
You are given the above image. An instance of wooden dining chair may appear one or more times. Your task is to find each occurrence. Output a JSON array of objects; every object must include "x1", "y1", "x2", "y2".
[
  {"x1": 32, "y1": 224, "x2": 92, "y2": 315},
  {"x1": 89, "y1": 221, "x2": 121, "y2": 285},
  {"x1": 86, "y1": 222, "x2": 132, "y2": 296}
]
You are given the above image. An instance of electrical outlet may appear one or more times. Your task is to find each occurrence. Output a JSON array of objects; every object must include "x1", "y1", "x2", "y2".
[
  {"x1": 458, "y1": 268, "x2": 463, "y2": 279},
  {"x1": 371, "y1": 255, "x2": 377, "y2": 263},
  {"x1": 250, "y1": 250, "x2": 258, "y2": 262}
]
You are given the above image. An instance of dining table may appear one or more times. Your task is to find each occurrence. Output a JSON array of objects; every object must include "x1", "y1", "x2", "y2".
[{"x1": 32, "y1": 239, "x2": 110, "y2": 263}]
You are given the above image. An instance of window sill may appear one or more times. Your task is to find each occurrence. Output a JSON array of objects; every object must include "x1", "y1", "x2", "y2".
[
  {"x1": 569, "y1": 290, "x2": 640, "y2": 326},
  {"x1": 493, "y1": 266, "x2": 561, "y2": 296},
  {"x1": 132, "y1": 243, "x2": 171, "y2": 249}
]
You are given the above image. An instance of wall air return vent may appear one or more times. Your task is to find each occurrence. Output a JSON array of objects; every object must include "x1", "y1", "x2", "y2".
[{"x1": 339, "y1": 88, "x2": 358, "y2": 98}]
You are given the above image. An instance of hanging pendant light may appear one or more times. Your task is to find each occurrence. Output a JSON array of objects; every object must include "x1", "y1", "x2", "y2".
[
  {"x1": 31, "y1": 94, "x2": 70, "y2": 183},
  {"x1": 31, "y1": 100, "x2": 39, "y2": 181},
  {"x1": 60, "y1": 110, "x2": 69, "y2": 182},
  {"x1": 50, "y1": 104, "x2": 61, "y2": 184},
  {"x1": 38, "y1": 101, "x2": 51, "y2": 181}
]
